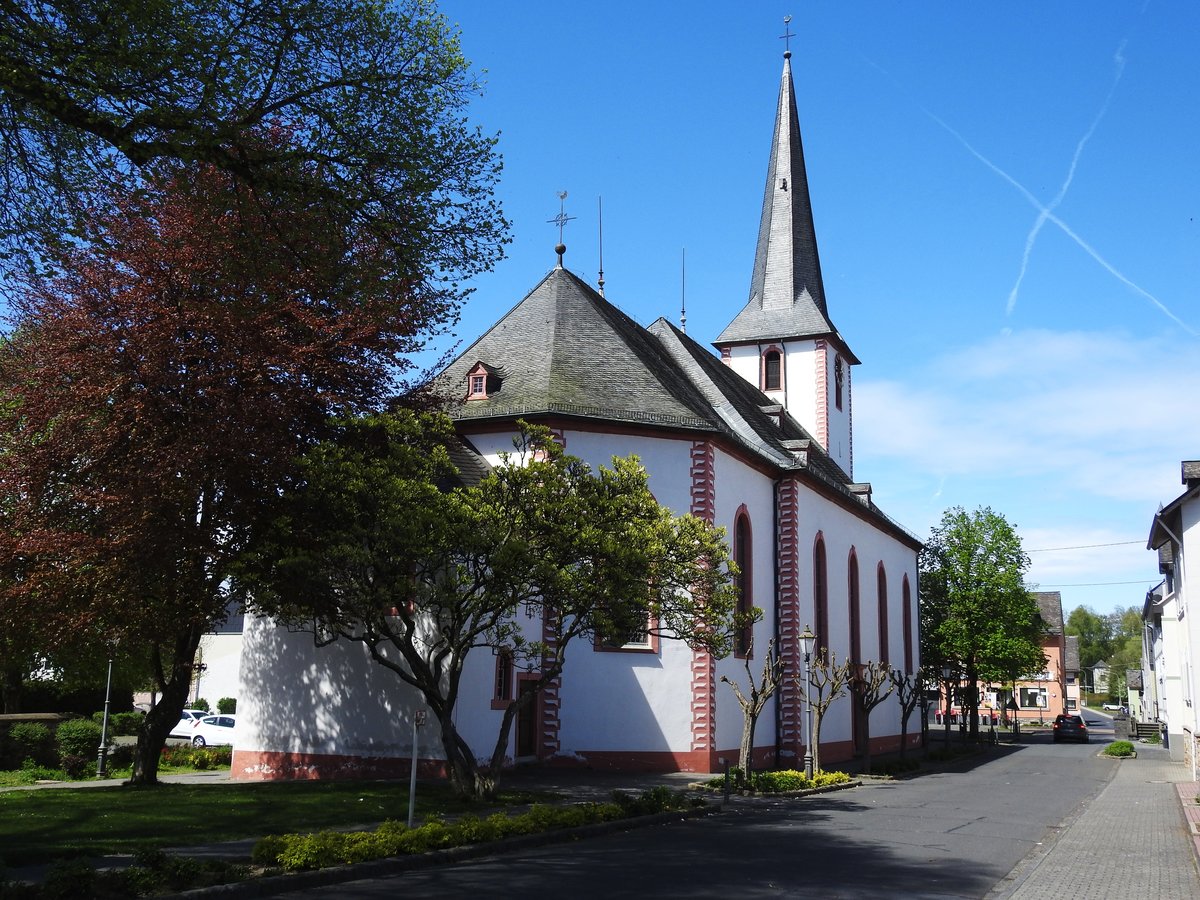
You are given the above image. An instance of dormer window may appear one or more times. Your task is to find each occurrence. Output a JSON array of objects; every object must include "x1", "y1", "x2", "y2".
[
  {"x1": 466, "y1": 361, "x2": 502, "y2": 400},
  {"x1": 762, "y1": 348, "x2": 782, "y2": 392}
]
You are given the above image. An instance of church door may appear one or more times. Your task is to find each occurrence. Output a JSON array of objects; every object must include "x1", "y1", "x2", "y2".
[{"x1": 516, "y1": 680, "x2": 539, "y2": 760}]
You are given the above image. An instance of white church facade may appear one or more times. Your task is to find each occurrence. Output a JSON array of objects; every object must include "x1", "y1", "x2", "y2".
[{"x1": 231, "y1": 47, "x2": 921, "y2": 781}]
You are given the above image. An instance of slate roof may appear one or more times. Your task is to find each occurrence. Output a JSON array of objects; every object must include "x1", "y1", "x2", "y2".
[
  {"x1": 715, "y1": 54, "x2": 857, "y2": 362},
  {"x1": 433, "y1": 264, "x2": 919, "y2": 549},
  {"x1": 1064, "y1": 634, "x2": 1080, "y2": 673},
  {"x1": 1032, "y1": 591, "x2": 1064, "y2": 634}
]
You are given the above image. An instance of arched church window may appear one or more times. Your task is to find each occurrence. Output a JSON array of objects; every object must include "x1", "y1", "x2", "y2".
[
  {"x1": 734, "y1": 510, "x2": 753, "y2": 658},
  {"x1": 763, "y1": 349, "x2": 782, "y2": 392},
  {"x1": 848, "y1": 550, "x2": 861, "y2": 665},
  {"x1": 813, "y1": 535, "x2": 828, "y2": 656},
  {"x1": 877, "y1": 564, "x2": 889, "y2": 665},
  {"x1": 902, "y1": 576, "x2": 914, "y2": 674}
]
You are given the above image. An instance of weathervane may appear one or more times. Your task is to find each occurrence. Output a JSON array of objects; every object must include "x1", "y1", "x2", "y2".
[
  {"x1": 548, "y1": 190, "x2": 575, "y2": 266},
  {"x1": 780, "y1": 15, "x2": 793, "y2": 55}
]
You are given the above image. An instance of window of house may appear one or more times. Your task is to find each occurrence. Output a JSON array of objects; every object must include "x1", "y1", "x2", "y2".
[
  {"x1": 734, "y1": 512, "x2": 753, "y2": 657},
  {"x1": 596, "y1": 615, "x2": 657, "y2": 653},
  {"x1": 763, "y1": 350, "x2": 782, "y2": 392},
  {"x1": 466, "y1": 362, "x2": 501, "y2": 400},
  {"x1": 1019, "y1": 687, "x2": 1046, "y2": 709},
  {"x1": 834, "y1": 356, "x2": 844, "y2": 410},
  {"x1": 492, "y1": 649, "x2": 513, "y2": 709}
]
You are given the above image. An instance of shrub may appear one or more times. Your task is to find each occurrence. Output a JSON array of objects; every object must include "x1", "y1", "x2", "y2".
[
  {"x1": 6, "y1": 722, "x2": 56, "y2": 768},
  {"x1": 191, "y1": 698, "x2": 211, "y2": 714},
  {"x1": 55, "y1": 718, "x2": 103, "y2": 759},
  {"x1": 704, "y1": 768, "x2": 851, "y2": 793},
  {"x1": 1103, "y1": 740, "x2": 1135, "y2": 758},
  {"x1": 255, "y1": 787, "x2": 704, "y2": 872},
  {"x1": 59, "y1": 754, "x2": 94, "y2": 779},
  {"x1": 1145, "y1": 731, "x2": 1162, "y2": 744},
  {"x1": 217, "y1": 697, "x2": 237, "y2": 714},
  {"x1": 105, "y1": 743, "x2": 136, "y2": 771}
]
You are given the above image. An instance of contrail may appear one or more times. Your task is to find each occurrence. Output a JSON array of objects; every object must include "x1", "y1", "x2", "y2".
[
  {"x1": 918, "y1": 104, "x2": 1196, "y2": 336},
  {"x1": 1006, "y1": 41, "x2": 1128, "y2": 315}
]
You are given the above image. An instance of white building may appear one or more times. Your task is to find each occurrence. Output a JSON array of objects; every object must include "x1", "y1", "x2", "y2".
[
  {"x1": 1145, "y1": 460, "x2": 1200, "y2": 769},
  {"x1": 231, "y1": 45, "x2": 921, "y2": 781}
]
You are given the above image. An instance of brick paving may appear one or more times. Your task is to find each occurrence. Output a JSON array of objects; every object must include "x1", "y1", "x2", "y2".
[{"x1": 993, "y1": 745, "x2": 1200, "y2": 899}]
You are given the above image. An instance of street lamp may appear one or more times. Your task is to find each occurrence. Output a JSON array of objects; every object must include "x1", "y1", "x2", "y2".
[
  {"x1": 799, "y1": 626, "x2": 816, "y2": 779},
  {"x1": 96, "y1": 656, "x2": 113, "y2": 778},
  {"x1": 942, "y1": 664, "x2": 954, "y2": 748}
]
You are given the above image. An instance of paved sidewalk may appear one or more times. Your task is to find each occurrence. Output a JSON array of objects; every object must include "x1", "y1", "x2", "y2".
[{"x1": 991, "y1": 744, "x2": 1200, "y2": 899}]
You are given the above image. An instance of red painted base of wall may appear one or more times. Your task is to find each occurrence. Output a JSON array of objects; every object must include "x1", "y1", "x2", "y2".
[
  {"x1": 232, "y1": 731, "x2": 926, "y2": 782},
  {"x1": 232, "y1": 750, "x2": 447, "y2": 782}
]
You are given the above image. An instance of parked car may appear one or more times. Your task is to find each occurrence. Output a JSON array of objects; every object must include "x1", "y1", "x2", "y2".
[
  {"x1": 190, "y1": 714, "x2": 236, "y2": 747},
  {"x1": 168, "y1": 710, "x2": 209, "y2": 739},
  {"x1": 1101, "y1": 703, "x2": 1122, "y2": 711},
  {"x1": 1052, "y1": 714, "x2": 1088, "y2": 743}
]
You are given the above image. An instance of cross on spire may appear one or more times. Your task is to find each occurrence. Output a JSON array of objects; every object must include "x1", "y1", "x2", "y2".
[
  {"x1": 780, "y1": 15, "x2": 794, "y2": 55},
  {"x1": 547, "y1": 191, "x2": 575, "y2": 266}
]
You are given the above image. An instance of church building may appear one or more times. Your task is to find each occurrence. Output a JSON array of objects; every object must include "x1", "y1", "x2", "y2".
[{"x1": 232, "y1": 46, "x2": 921, "y2": 780}]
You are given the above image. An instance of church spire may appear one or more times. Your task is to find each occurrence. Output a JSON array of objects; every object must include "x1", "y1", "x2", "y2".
[
  {"x1": 713, "y1": 27, "x2": 858, "y2": 478},
  {"x1": 715, "y1": 39, "x2": 844, "y2": 347},
  {"x1": 750, "y1": 50, "x2": 829, "y2": 320}
]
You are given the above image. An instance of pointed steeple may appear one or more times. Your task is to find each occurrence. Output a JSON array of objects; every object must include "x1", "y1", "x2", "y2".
[
  {"x1": 714, "y1": 39, "x2": 859, "y2": 478},
  {"x1": 715, "y1": 50, "x2": 845, "y2": 348}
]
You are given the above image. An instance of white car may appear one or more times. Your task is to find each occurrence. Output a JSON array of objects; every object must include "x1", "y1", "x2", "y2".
[
  {"x1": 190, "y1": 714, "x2": 236, "y2": 747},
  {"x1": 1101, "y1": 703, "x2": 1123, "y2": 712},
  {"x1": 169, "y1": 709, "x2": 210, "y2": 738}
]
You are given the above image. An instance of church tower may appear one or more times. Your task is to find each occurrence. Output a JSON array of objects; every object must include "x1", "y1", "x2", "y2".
[{"x1": 714, "y1": 47, "x2": 859, "y2": 478}]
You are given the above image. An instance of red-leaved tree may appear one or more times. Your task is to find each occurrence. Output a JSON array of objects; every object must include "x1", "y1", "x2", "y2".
[{"x1": 0, "y1": 160, "x2": 449, "y2": 783}]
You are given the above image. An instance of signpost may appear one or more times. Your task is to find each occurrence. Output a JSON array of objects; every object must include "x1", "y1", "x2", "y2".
[{"x1": 408, "y1": 709, "x2": 427, "y2": 827}]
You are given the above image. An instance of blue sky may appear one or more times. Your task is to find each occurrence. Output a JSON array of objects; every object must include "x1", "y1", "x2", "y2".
[{"x1": 434, "y1": 1, "x2": 1200, "y2": 619}]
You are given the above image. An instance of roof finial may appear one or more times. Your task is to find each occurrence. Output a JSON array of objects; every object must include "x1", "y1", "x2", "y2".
[
  {"x1": 680, "y1": 247, "x2": 687, "y2": 334},
  {"x1": 547, "y1": 190, "x2": 574, "y2": 267},
  {"x1": 780, "y1": 14, "x2": 793, "y2": 59},
  {"x1": 597, "y1": 196, "x2": 605, "y2": 296}
]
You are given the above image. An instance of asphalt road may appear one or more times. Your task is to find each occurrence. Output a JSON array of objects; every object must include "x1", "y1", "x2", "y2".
[{"x1": 270, "y1": 732, "x2": 1119, "y2": 900}]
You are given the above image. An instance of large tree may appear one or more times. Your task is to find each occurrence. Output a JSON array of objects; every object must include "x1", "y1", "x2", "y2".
[
  {"x1": 0, "y1": 0, "x2": 506, "y2": 288},
  {"x1": 237, "y1": 416, "x2": 740, "y2": 799},
  {"x1": 0, "y1": 161, "x2": 450, "y2": 783},
  {"x1": 1065, "y1": 606, "x2": 1114, "y2": 671},
  {"x1": 919, "y1": 506, "x2": 1046, "y2": 741}
]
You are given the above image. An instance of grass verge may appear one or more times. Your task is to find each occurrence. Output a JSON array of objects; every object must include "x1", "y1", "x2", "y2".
[{"x1": 0, "y1": 780, "x2": 548, "y2": 868}]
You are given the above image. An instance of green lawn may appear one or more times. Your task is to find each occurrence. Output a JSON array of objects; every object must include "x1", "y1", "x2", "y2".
[{"x1": 0, "y1": 780, "x2": 547, "y2": 867}]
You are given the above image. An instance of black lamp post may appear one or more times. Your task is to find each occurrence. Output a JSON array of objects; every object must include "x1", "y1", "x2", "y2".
[{"x1": 799, "y1": 626, "x2": 816, "y2": 779}]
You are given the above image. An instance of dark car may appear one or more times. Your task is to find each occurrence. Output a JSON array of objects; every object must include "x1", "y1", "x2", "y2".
[{"x1": 1052, "y1": 714, "x2": 1088, "y2": 743}]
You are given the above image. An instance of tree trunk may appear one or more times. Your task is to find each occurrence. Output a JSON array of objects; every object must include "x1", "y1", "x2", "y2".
[
  {"x1": 810, "y1": 710, "x2": 823, "y2": 774},
  {"x1": 441, "y1": 712, "x2": 492, "y2": 800},
  {"x1": 739, "y1": 711, "x2": 758, "y2": 784},
  {"x1": 129, "y1": 628, "x2": 204, "y2": 785},
  {"x1": 860, "y1": 706, "x2": 872, "y2": 774}
]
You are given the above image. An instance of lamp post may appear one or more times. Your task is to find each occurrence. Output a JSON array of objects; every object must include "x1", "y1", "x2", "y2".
[
  {"x1": 799, "y1": 626, "x2": 816, "y2": 780},
  {"x1": 941, "y1": 664, "x2": 953, "y2": 748},
  {"x1": 96, "y1": 656, "x2": 113, "y2": 778}
]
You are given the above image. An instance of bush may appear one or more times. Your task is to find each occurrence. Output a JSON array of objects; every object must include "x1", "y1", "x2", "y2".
[
  {"x1": 191, "y1": 698, "x2": 211, "y2": 714},
  {"x1": 55, "y1": 719, "x2": 103, "y2": 760},
  {"x1": 158, "y1": 744, "x2": 232, "y2": 770},
  {"x1": 704, "y1": 768, "x2": 852, "y2": 794},
  {"x1": 254, "y1": 788, "x2": 704, "y2": 871},
  {"x1": 217, "y1": 698, "x2": 237, "y2": 714},
  {"x1": 1103, "y1": 740, "x2": 1136, "y2": 758},
  {"x1": 5, "y1": 722, "x2": 56, "y2": 768}
]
